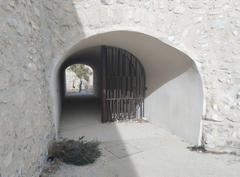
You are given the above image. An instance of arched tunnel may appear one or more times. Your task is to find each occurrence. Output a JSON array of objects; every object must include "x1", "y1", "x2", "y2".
[{"x1": 54, "y1": 31, "x2": 203, "y2": 145}]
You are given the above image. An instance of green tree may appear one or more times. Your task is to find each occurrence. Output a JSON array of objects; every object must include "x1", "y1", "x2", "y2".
[{"x1": 69, "y1": 64, "x2": 92, "y2": 81}]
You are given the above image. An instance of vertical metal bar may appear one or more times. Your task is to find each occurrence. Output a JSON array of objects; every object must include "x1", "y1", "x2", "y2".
[{"x1": 101, "y1": 46, "x2": 107, "y2": 123}]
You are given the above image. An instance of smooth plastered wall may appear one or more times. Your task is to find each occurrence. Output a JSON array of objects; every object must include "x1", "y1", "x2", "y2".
[{"x1": 145, "y1": 66, "x2": 203, "y2": 145}]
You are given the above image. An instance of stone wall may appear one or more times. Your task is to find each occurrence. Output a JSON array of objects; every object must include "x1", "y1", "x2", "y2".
[
  {"x1": 0, "y1": 1, "x2": 54, "y2": 176},
  {"x1": 0, "y1": 0, "x2": 240, "y2": 176}
]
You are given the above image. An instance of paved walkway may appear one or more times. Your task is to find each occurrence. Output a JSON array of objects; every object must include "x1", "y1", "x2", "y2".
[{"x1": 56, "y1": 98, "x2": 240, "y2": 177}]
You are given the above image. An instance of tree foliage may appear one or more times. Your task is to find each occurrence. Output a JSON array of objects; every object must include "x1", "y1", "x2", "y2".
[{"x1": 69, "y1": 64, "x2": 92, "y2": 81}]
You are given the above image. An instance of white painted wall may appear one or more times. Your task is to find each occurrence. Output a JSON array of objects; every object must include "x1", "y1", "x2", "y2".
[{"x1": 145, "y1": 66, "x2": 203, "y2": 145}]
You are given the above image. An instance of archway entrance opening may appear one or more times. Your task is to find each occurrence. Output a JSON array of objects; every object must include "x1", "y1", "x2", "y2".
[
  {"x1": 55, "y1": 31, "x2": 203, "y2": 145},
  {"x1": 59, "y1": 46, "x2": 146, "y2": 134},
  {"x1": 65, "y1": 64, "x2": 94, "y2": 96}
]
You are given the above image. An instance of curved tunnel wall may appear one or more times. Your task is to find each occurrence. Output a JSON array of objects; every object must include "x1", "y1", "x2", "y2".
[
  {"x1": 55, "y1": 31, "x2": 203, "y2": 145},
  {"x1": 145, "y1": 66, "x2": 203, "y2": 144}
]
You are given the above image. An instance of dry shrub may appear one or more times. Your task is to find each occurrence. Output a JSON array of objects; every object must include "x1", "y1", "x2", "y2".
[{"x1": 48, "y1": 137, "x2": 101, "y2": 166}]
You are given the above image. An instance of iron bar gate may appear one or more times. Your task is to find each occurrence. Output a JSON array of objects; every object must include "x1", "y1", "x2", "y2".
[{"x1": 101, "y1": 46, "x2": 146, "y2": 122}]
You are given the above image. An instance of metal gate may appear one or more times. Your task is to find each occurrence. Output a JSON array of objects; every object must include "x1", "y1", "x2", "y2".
[{"x1": 101, "y1": 46, "x2": 146, "y2": 122}]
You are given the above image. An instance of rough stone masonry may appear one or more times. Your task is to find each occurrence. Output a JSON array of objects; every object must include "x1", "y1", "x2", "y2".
[{"x1": 0, "y1": 0, "x2": 240, "y2": 176}]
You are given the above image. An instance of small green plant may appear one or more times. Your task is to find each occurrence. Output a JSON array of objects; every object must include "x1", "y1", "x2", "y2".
[{"x1": 48, "y1": 137, "x2": 101, "y2": 166}]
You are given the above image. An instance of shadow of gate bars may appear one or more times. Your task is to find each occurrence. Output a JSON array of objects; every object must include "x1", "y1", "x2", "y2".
[{"x1": 101, "y1": 46, "x2": 146, "y2": 122}]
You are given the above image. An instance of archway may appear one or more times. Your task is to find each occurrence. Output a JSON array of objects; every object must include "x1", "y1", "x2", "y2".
[
  {"x1": 58, "y1": 46, "x2": 146, "y2": 132},
  {"x1": 65, "y1": 64, "x2": 94, "y2": 96},
  {"x1": 53, "y1": 31, "x2": 203, "y2": 145}
]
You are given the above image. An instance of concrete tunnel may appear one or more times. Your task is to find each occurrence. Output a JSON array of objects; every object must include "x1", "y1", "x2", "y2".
[{"x1": 54, "y1": 31, "x2": 203, "y2": 145}]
